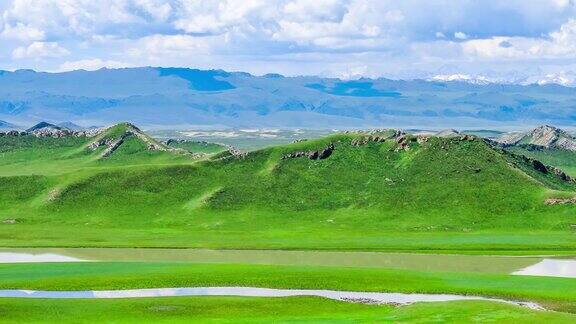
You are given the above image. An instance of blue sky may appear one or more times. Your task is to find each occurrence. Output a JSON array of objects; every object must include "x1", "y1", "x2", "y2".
[{"x1": 1, "y1": 0, "x2": 576, "y2": 83}]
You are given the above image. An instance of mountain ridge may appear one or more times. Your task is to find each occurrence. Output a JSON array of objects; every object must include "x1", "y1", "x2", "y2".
[
  {"x1": 1, "y1": 67, "x2": 576, "y2": 128},
  {"x1": 2, "y1": 121, "x2": 574, "y2": 187},
  {"x1": 497, "y1": 125, "x2": 576, "y2": 151}
]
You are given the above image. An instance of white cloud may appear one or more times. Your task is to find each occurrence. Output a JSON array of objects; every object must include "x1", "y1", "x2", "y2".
[
  {"x1": 132, "y1": 0, "x2": 173, "y2": 22},
  {"x1": 127, "y1": 34, "x2": 213, "y2": 60},
  {"x1": 459, "y1": 19, "x2": 576, "y2": 60},
  {"x1": 0, "y1": 22, "x2": 45, "y2": 41},
  {"x1": 1, "y1": 0, "x2": 174, "y2": 41},
  {"x1": 173, "y1": 0, "x2": 269, "y2": 35},
  {"x1": 12, "y1": 41, "x2": 70, "y2": 59},
  {"x1": 454, "y1": 32, "x2": 468, "y2": 40},
  {"x1": 282, "y1": 0, "x2": 348, "y2": 22}
]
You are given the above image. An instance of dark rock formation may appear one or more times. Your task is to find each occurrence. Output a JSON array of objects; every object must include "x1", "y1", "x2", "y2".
[
  {"x1": 518, "y1": 155, "x2": 575, "y2": 182},
  {"x1": 394, "y1": 135, "x2": 411, "y2": 151},
  {"x1": 282, "y1": 143, "x2": 335, "y2": 160},
  {"x1": 351, "y1": 130, "x2": 404, "y2": 147}
]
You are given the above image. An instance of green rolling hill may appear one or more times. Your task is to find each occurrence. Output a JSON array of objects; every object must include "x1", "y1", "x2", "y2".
[{"x1": 0, "y1": 123, "x2": 575, "y2": 251}]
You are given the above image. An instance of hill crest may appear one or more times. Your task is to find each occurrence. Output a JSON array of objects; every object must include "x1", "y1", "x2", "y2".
[{"x1": 87, "y1": 122, "x2": 180, "y2": 158}]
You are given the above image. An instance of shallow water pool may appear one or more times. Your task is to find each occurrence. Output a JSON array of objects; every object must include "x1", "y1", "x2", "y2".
[{"x1": 513, "y1": 259, "x2": 576, "y2": 278}]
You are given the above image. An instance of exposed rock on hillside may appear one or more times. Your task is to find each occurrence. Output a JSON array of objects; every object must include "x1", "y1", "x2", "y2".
[
  {"x1": 282, "y1": 143, "x2": 335, "y2": 160},
  {"x1": 394, "y1": 135, "x2": 411, "y2": 151},
  {"x1": 165, "y1": 139, "x2": 189, "y2": 145},
  {"x1": 545, "y1": 197, "x2": 576, "y2": 205},
  {"x1": 350, "y1": 130, "x2": 404, "y2": 146},
  {"x1": 1, "y1": 218, "x2": 17, "y2": 224},
  {"x1": 226, "y1": 146, "x2": 247, "y2": 158},
  {"x1": 516, "y1": 155, "x2": 574, "y2": 182},
  {"x1": 497, "y1": 125, "x2": 576, "y2": 151},
  {"x1": 350, "y1": 129, "x2": 476, "y2": 152}
]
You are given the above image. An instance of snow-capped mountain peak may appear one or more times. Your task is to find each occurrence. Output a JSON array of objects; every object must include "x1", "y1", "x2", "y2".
[{"x1": 428, "y1": 74, "x2": 494, "y2": 85}]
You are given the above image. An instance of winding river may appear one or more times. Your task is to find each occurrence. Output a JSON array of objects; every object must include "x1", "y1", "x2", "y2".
[{"x1": 0, "y1": 286, "x2": 544, "y2": 310}]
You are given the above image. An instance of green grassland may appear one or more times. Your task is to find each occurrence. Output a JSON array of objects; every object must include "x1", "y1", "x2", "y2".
[
  {"x1": 1, "y1": 297, "x2": 574, "y2": 323},
  {"x1": 3, "y1": 262, "x2": 576, "y2": 314},
  {"x1": 1, "y1": 125, "x2": 575, "y2": 251}
]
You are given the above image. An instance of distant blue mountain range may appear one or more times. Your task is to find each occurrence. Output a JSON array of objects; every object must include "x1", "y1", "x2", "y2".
[{"x1": 0, "y1": 67, "x2": 575, "y2": 129}]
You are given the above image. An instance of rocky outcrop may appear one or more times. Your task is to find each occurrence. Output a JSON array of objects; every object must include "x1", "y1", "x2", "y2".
[
  {"x1": 100, "y1": 137, "x2": 128, "y2": 158},
  {"x1": 518, "y1": 155, "x2": 575, "y2": 182},
  {"x1": 545, "y1": 197, "x2": 576, "y2": 205},
  {"x1": 497, "y1": 125, "x2": 576, "y2": 151},
  {"x1": 394, "y1": 135, "x2": 410, "y2": 151},
  {"x1": 31, "y1": 127, "x2": 74, "y2": 138},
  {"x1": 350, "y1": 130, "x2": 404, "y2": 146},
  {"x1": 165, "y1": 139, "x2": 186, "y2": 146},
  {"x1": 226, "y1": 146, "x2": 248, "y2": 158},
  {"x1": 282, "y1": 143, "x2": 335, "y2": 160}
]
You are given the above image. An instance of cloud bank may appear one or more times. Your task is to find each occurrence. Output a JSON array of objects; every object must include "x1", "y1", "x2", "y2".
[{"x1": 1, "y1": 0, "x2": 576, "y2": 82}]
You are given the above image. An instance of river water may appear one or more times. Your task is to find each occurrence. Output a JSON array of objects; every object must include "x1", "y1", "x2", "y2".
[{"x1": 0, "y1": 286, "x2": 544, "y2": 310}]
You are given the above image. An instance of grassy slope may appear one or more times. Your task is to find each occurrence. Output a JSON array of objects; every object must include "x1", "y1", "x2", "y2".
[
  {"x1": 0, "y1": 131, "x2": 193, "y2": 176},
  {"x1": 0, "y1": 297, "x2": 573, "y2": 323},
  {"x1": 0, "y1": 131, "x2": 575, "y2": 251}
]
